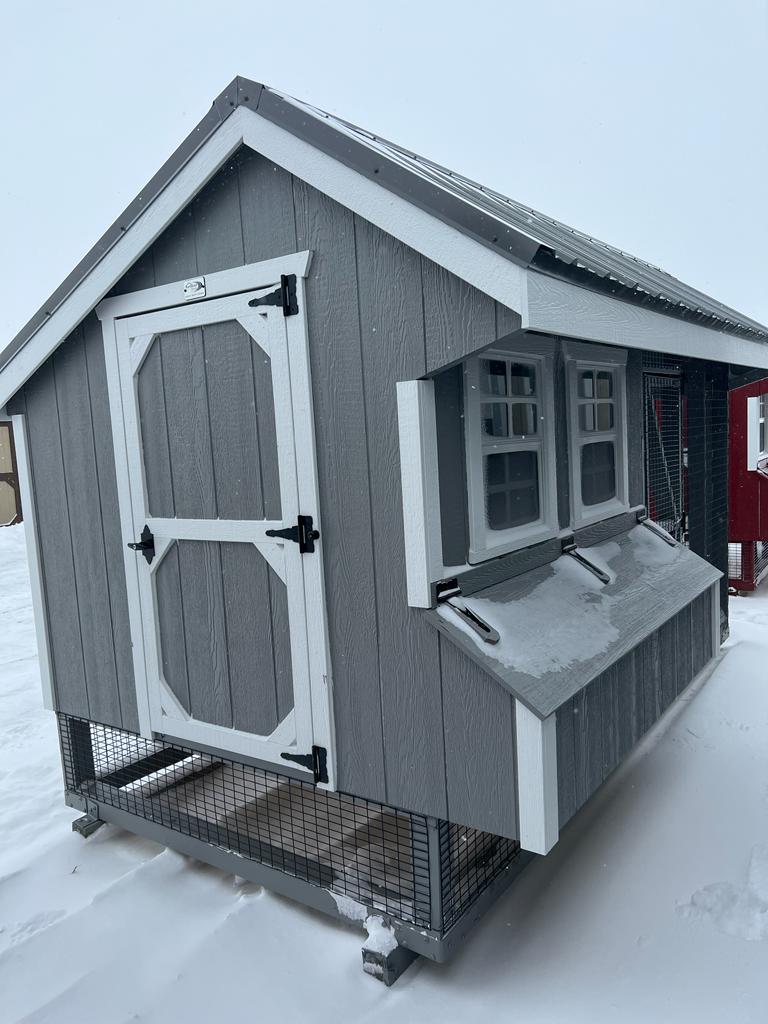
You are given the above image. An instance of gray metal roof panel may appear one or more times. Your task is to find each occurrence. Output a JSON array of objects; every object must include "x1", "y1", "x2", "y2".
[
  {"x1": 2, "y1": 75, "x2": 766, "y2": 376},
  {"x1": 277, "y1": 88, "x2": 766, "y2": 337}
]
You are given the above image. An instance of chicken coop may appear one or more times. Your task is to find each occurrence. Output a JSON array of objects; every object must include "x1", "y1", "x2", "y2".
[{"x1": 1, "y1": 77, "x2": 765, "y2": 983}]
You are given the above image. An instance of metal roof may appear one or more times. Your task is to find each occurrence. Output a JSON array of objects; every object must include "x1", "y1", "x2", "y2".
[
  {"x1": 3, "y1": 75, "x2": 766, "y2": 375},
  {"x1": 275, "y1": 89, "x2": 768, "y2": 341}
]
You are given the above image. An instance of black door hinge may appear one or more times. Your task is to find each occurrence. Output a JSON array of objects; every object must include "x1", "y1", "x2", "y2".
[
  {"x1": 127, "y1": 524, "x2": 155, "y2": 565},
  {"x1": 281, "y1": 745, "x2": 328, "y2": 785},
  {"x1": 247, "y1": 274, "x2": 298, "y2": 317},
  {"x1": 265, "y1": 514, "x2": 319, "y2": 553}
]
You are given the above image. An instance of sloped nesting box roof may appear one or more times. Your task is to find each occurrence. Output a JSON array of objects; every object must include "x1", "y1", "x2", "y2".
[{"x1": 429, "y1": 526, "x2": 721, "y2": 718}]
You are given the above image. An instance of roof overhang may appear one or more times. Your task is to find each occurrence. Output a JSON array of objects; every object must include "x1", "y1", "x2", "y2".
[
  {"x1": 523, "y1": 271, "x2": 768, "y2": 370},
  {"x1": 2, "y1": 84, "x2": 768, "y2": 407}
]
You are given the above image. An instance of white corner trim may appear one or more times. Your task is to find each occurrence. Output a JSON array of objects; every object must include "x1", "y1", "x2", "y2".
[
  {"x1": 11, "y1": 414, "x2": 55, "y2": 711},
  {"x1": 515, "y1": 701, "x2": 559, "y2": 855},
  {"x1": 396, "y1": 379, "x2": 442, "y2": 608},
  {"x1": 524, "y1": 271, "x2": 768, "y2": 370},
  {"x1": 746, "y1": 396, "x2": 760, "y2": 470}
]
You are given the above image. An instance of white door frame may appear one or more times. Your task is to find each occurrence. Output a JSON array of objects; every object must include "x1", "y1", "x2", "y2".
[{"x1": 97, "y1": 255, "x2": 336, "y2": 788}]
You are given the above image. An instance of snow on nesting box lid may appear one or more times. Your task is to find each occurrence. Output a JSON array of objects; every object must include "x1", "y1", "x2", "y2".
[{"x1": 428, "y1": 526, "x2": 721, "y2": 719}]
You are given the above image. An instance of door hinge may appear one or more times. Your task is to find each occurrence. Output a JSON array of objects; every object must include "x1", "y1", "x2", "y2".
[
  {"x1": 127, "y1": 524, "x2": 155, "y2": 565},
  {"x1": 265, "y1": 514, "x2": 319, "y2": 553},
  {"x1": 247, "y1": 274, "x2": 298, "y2": 317},
  {"x1": 281, "y1": 745, "x2": 328, "y2": 785}
]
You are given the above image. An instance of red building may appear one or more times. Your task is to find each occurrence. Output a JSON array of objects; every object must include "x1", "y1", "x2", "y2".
[{"x1": 729, "y1": 379, "x2": 768, "y2": 591}]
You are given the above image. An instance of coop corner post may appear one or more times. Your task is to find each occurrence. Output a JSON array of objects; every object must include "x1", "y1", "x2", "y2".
[
  {"x1": 515, "y1": 701, "x2": 559, "y2": 855},
  {"x1": 11, "y1": 412, "x2": 55, "y2": 711}
]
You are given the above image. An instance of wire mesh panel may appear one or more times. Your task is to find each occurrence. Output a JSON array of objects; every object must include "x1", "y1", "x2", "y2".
[
  {"x1": 59, "y1": 716, "x2": 523, "y2": 937},
  {"x1": 729, "y1": 541, "x2": 768, "y2": 591},
  {"x1": 438, "y1": 821, "x2": 521, "y2": 932},
  {"x1": 643, "y1": 373, "x2": 685, "y2": 541},
  {"x1": 59, "y1": 715, "x2": 431, "y2": 928}
]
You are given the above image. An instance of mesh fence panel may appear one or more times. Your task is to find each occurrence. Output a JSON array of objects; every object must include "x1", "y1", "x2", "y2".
[
  {"x1": 728, "y1": 541, "x2": 768, "y2": 590},
  {"x1": 59, "y1": 715, "x2": 522, "y2": 936},
  {"x1": 60, "y1": 715, "x2": 431, "y2": 927},
  {"x1": 439, "y1": 821, "x2": 521, "y2": 932},
  {"x1": 643, "y1": 372, "x2": 685, "y2": 541}
]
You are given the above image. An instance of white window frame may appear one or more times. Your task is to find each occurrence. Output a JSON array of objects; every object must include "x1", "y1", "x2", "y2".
[
  {"x1": 464, "y1": 342, "x2": 558, "y2": 564},
  {"x1": 565, "y1": 342, "x2": 629, "y2": 528},
  {"x1": 746, "y1": 392, "x2": 768, "y2": 471}
]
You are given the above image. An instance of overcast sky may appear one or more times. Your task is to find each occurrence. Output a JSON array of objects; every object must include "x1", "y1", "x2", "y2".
[{"x1": 2, "y1": 0, "x2": 766, "y2": 342}]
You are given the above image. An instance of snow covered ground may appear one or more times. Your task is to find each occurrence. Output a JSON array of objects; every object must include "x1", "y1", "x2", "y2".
[{"x1": 2, "y1": 522, "x2": 768, "y2": 1023}]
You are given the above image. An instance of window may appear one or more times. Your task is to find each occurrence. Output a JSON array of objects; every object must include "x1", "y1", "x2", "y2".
[
  {"x1": 566, "y1": 345, "x2": 629, "y2": 526},
  {"x1": 760, "y1": 394, "x2": 767, "y2": 457},
  {"x1": 465, "y1": 346, "x2": 557, "y2": 562}
]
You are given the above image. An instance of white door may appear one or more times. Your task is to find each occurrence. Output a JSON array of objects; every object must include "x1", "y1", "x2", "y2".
[{"x1": 103, "y1": 276, "x2": 334, "y2": 785}]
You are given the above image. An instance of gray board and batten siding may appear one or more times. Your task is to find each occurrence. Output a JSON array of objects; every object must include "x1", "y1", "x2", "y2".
[
  {"x1": 8, "y1": 148, "x2": 521, "y2": 837},
  {"x1": 7, "y1": 146, "x2": 718, "y2": 841},
  {"x1": 557, "y1": 585, "x2": 717, "y2": 828}
]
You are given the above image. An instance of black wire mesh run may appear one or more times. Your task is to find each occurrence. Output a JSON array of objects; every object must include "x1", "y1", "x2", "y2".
[
  {"x1": 58, "y1": 715, "x2": 520, "y2": 936},
  {"x1": 643, "y1": 371, "x2": 685, "y2": 541},
  {"x1": 438, "y1": 821, "x2": 521, "y2": 932}
]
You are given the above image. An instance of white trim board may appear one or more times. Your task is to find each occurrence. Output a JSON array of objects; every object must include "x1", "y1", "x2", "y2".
[
  {"x1": 396, "y1": 380, "x2": 443, "y2": 608},
  {"x1": 523, "y1": 271, "x2": 768, "y2": 370},
  {"x1": 3, "y1": 99, "x2": 766, "y2": 410},
  {"x1": 514, "y1": 701, "x2": 559, "y2": 855},
  {"x1": 96, "y1": 251, "x2": 313, "y2": 321},
  {"x1": 0, "y1": 103, "x2": 527, "y2": 408},
  {"x1": 11, "y1": 414, "x2": 55, "y2": 710},
  {"x1": 0, "y1": 108, "x2": 251, "y2": 409}
]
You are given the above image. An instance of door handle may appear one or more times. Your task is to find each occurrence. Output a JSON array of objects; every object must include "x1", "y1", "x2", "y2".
[{"x1": 127, "y1": 524, "x2": 155, "y2": 565}]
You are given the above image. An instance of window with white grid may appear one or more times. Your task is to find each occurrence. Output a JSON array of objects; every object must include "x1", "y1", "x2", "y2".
[
  {"x1": 464, "y1": 345, "x2": 558, "y2": 562},
  {"x1": 565, "y1": 344, "x2": 629, "y2": 527}
]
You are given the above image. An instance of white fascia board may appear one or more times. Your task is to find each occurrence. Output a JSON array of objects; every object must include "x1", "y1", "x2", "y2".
[
  {"x1": 515, "y1": 701, "x2": 559, "y2": 855},
  {"x1": 239, "y1": 111, "x2": 527, "y2": 314},
  {"x1": 523, "y1": 270, "x2": 768, "y2": 370},
  {"x1": 0, "y1": 108, "x2": 251, "y2": 409},
  {"x1": 0, "y1": 104, "x2": 527, "y2": 408}
]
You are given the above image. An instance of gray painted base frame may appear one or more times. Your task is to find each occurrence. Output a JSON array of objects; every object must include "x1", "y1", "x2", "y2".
[{"x1": 65, "y1": 789, "x2": 532, "y2": 968}]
